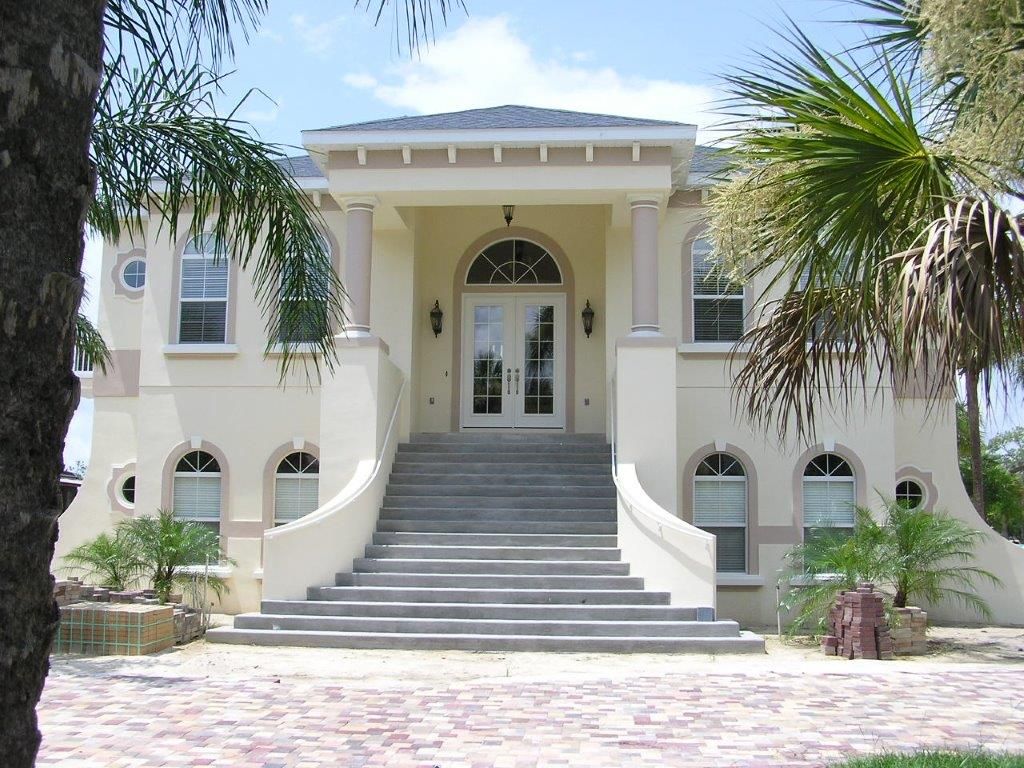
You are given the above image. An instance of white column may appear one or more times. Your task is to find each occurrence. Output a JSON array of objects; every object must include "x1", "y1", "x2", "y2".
[
  {"x1": 629, "y1": 196, "x2": 661, "y2": 335},
  {"x1": 343, "y1": 198, "x2": 377, "y2": 336}
]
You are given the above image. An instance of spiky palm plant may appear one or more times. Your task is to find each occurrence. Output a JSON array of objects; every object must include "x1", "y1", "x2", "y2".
[
  {"x1": 117, "y1": 510, "x2": 234, "y2": 603},
  {"x1": 62, "y1": 531, "x2": 144, "y2": 591},
  {"x1": 709, "y1": 1, "x2": 1024, "y2": 516}
]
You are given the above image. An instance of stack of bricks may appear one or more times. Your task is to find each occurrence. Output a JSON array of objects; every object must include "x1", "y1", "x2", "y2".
[
  {"x1": 891, "y1": 606, "x2": 928, "y2": 655},
  {"x1": 821, "y1": 583, "x2": 894, "y2": 660},
  {"x1": 55, "y1": 602, "x2": 176, "y2": 656}
]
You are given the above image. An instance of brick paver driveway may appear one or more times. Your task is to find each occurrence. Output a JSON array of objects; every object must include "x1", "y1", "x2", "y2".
[{"x1": 37, "y1": 645, "x2": 1024, "y2": 768}]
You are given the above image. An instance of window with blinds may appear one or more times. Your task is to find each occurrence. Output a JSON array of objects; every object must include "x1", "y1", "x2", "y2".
[
  {"x1": 179, "y1": 234, "x2": 229, "y2": 343},
  {"x1": 693, "y1": 453, "x2": 747, "y2": 573},
  {"x1": 692, "y1": 237, "x2": 744, "y2": 342},
  {"x1": 802, "y1": 453, "x2": 855, "y2": 541},
  {"x1": 278, "y1": 236, "x2": 332, "y2": 344},
  {"x1": 274, "y1": 452, "x2": 320, "y2": 525},
  {"x1": 172, "y1": 450, "x2": 221, "y2": 534}
]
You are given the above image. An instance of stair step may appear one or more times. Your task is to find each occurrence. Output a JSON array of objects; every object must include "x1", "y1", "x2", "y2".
[
  {"x1": 410, "y1": 433, "x2": 607, "y2": 445},
  {"x1": 386, "y1": 484, "x2": 613, "y2": 498},
  {"x1": 352, "y1": 558, "x2": 629, "y2": 576},
  {"x1": 233, "y1": 614, "x2": 740, "y2": 638},
  {"x1": 206, "y1": 627, "x2": 766, "y2": 654},
  {"x1": 334, "y1": 572, "x2": 644, "y2": 589},
  {"x1": 364, "y1": 544, "x2": 621, "y2": 561},
  {"x1": 397, "y1": 446, "x2": 610, "y2": 460},
  {"x1": 260, "y1": 600, "x2": 709, "y2": 621},
  {"x1": 376, "y1": 520, "x2": 618, "y2": 534},
  {"x1": 382, "y1": 498, "x2": 616, "y2": 512},
  {"x1": 372, "y1": 532, "x2": 619, "y2": 547},
  {"x1": 308, "y1": 586, "x2": 670, "y2": 605},
  {"x1": 387, "y1": 473, "x2": 614, "y2": 486},
  {"x1": 379, "y1": 508, "x2": 616, "y2": 521},
  {"x1": 392, "y1": 462, "x2": 611, "y2": 475}
]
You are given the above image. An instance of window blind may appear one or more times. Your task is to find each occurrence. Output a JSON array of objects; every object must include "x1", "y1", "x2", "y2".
[
  {"x1": 802, "y1": 479, "x2": 855, "y2": 527},
  {"x1": 694, "y1": 477, "x2": 746, "y2": 573},
  {"x1": 274, "y1": 476, "x2": 319, "y2": 523},
  {"x1": 172, "y1": 475, "x2": 221, "y2": 521}
]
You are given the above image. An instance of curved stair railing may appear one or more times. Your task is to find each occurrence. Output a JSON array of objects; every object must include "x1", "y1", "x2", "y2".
[
  {"x1": 261, "y1": 372, "x2": 406, "y2": 601},
  {"x1": 610, "y1": 378, "x2": 717, "y2": 610}
]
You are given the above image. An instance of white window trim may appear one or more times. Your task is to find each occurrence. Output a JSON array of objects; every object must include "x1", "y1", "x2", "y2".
[
  {"x1": 273, "y1": 472, "x2": 320, "y2": 525},
  {"x1": 465, "y1": 238, "x2": 564, "y2": 287},
  {"x1": 178, "y1": 237, "x2": 230, "y2": 345},
  {"x1": 118, "y1": 474, "x2": 137, "y2": 510},
  {"x1": 163, "y1": 343, "x2": 239, "y2": 357},
  {"x1": 172, "y1": 468, "x2": 222, "y2": 525},
  {"x1": 896, "y1": 478, "x2": 927, "y2": 509},
  {"x1": 801, "y1": 474, "x2": 857, "y2": 533},
  {"x1": 120, "y1": 257, "x2": 147, "y2": 292}
]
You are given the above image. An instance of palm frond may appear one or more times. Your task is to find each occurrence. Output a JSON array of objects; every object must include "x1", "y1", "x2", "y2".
[
  {"x1": 847, "y1": 1, "x2": 928, "y2": 76},
  {"x1": 74, "y1": 313, "x2": 112, "y2": 374},
  {"x1": 90, "y1": 58, "x2": 345, "y2": 376},
  {"x1": 357, "y1": 0, "x2": 468, "y2": 54}
]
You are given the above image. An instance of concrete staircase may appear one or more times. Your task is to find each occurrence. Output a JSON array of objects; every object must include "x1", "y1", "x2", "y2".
[{"x1": 207, "y1": 433, "x2": 765, "y2": 653}]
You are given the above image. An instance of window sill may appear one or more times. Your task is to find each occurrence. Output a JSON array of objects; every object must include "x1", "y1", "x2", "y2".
[
  {"x1": 717, "y1": 573, "x2": 764, "y2": 587},
  {"x1": 677, "y1": 342, "x2": 750, "y2": 356},
  {"x1": 266, "y1": 343, "x2": 321, "y2": 356},
  {"x1": 178, "y1": 564, "x2": 233, "y2": 578},
  {"x1": 788, "y1": 573, "x2": 842, "y2": 587},
  {"x1": 163, "y1": 344, "x2": 239, "y2": 357}
]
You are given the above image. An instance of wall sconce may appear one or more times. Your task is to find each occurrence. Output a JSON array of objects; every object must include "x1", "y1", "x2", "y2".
[
  {"x1": 581, "y1": 300, "x2": 595, "y2": 338},
  {"x1": 502, "y1": 204, "x2": 515, "y2": 227},
  {"x1": 430, "y1": 300, "x2": 444, "y2": 337}
]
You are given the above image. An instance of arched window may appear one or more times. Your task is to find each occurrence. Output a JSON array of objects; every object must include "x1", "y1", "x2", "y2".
[
  {"x1": 172, "y1": 450, "x2": 221, "y2": 533},
  {"x1": 466, "y1": 239, "x2": 561, "y2": 285},
  {"x1": 274, "y1": 451, "x2": 320, "y2": 525},
  {"x1": 802, "y1": 453, "x2": 855, "y2": 541},
  {"x1": 896, "y1": 479, "x2": 925, "y2": 510},
  {"x1": 178, "y1": 234, "x2": 229, "y2": 343},
  {"x1": 692, "y1": 237, "x2": 743, "y2": 342},
  {"x1": 693, "y1": 453, "x2": 747, "y2": 573},
  {"x1": 278, "y1": 235, "x2": 332, "y2": 344}
]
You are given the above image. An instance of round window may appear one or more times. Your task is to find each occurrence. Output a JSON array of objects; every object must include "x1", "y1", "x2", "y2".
[
  {"x1": 895, "y1": 479, "x2": 924, "y2": 509},
  {"x1": 120, "y1": 475, "x2": 136, "y2": 505},
  {"x1": 121, "y1": 259, "x2": 146, "y2": 290}
]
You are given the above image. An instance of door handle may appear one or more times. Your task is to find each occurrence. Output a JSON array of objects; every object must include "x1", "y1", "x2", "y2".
[
  {"x1": 514, "y1": 368, "x2": 520, "y2": 395},
  {"x1": 506, "y1": 367, "x2": 511, "y2": 394}
]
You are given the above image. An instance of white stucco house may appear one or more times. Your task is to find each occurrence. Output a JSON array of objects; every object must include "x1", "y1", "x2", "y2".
[{"x1": 59, "y1": 105, "x2": 1024, "y2": 651}]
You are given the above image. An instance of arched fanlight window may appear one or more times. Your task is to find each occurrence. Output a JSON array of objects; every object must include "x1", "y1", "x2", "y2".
[
  {"x1": 179, "y1": 234, "x2": 229, "y2": 343},
  {"x1": 172, "y1": 450, "x2": 221, "y2": 533},
  {"x1": 692, "y1": 237, "x2": 743, "y2": 342},
  {"x1": 466, "y1": 239, "x2": 562, "y2": 285},
  {"x1": 274, "y1": 451, "x2": 320, "y2": 525},
  {"x1": 693, "y1": 453, "x2": 747, "y2": 572},
  {"x1": 802, "y1": 453, "x2": 855, "y2": 542}
]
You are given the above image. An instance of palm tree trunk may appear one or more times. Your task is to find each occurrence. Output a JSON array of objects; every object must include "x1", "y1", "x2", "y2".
[
  {"x1": 965, "y1": 366, "x2": 986, "y2": 518},
  {"x1": 0, "y1": 3, "x2": 106, "y2": 766}
]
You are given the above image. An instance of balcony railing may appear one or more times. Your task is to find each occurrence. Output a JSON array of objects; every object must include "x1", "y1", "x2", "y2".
[{"x1": 72, "y1": 346, "x2": 94, "y2": 377}]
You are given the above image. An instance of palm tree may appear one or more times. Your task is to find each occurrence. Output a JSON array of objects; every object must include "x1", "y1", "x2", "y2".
[
  {"x1": 119, "y1": 511, "x2": 232, "y2": 603},
  {"x1": 781, "y1": 500, "x2": 999, "y2": 632},
  {"x1": 0, "y1": 2, "x2": 463, "y2": 764},
  {"x1": 62, "y1": 532, "x2": 144, "y2": 592},
  {"x1": 708, "y1": 1, "x2": 1024, "y2": 514}
]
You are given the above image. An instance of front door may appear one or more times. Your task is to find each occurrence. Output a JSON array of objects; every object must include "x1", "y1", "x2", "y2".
[{"x1": 461, "y1": 293, "x2": 566, "y2": 429}]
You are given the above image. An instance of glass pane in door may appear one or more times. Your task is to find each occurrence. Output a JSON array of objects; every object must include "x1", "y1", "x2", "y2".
[
  {"x1": 472, "y1": 305, "x2": 504, "y2": 415},
  {"x1": 522, "y1": 304, "x2": 555, "y2": 415}
]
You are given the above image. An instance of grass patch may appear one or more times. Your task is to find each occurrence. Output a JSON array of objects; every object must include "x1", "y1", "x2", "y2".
[{"x1": 833, "y1": 753, "x2": 1024, "y2": 767}]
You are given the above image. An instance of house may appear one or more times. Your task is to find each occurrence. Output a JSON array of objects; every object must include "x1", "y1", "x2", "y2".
[{"x1": 58, "y1": 105, "x2": 1024, "y2": 650}]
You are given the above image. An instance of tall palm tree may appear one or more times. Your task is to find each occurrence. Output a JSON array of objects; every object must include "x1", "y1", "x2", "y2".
[
  {"x1": 0, "y1": 2, "x2": 463, "y2": 764},
  {"x1": 709, "y1": 0, "x2": 1024, "y2": 519}
]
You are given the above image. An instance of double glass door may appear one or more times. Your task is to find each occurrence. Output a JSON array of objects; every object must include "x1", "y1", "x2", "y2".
[{"x1": 461, "y1": 294, "x2": 566, "y2": 429}]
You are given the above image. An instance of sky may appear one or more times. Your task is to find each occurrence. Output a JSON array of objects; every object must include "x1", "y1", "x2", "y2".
[{"x1": 64, "y1": 0, "x2": 1023, "y2": 468}]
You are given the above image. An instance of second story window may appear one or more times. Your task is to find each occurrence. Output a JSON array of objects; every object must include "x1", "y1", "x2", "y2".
[
  {"x1": 278, "y1": 236, "x2": 332, "y2": 344},
  {"x1": 692, "y1": 237, "x2": 744, "y2": 342},
  {"x1": 179, "y1": 234, "x2": 229, "y2": 343}
]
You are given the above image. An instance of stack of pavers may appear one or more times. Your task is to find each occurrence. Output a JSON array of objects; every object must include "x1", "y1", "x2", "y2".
[
  {"x1": 891, "y1": 606, "x2": 928, "y2": 655},
  {"x1": 821, "y1": 583, "x2": 893, "y2": 660}
]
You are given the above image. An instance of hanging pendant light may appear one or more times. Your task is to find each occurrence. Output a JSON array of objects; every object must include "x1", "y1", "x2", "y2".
[{"x1": 502, "y1": 205, "x2": 515, "y2": 227}]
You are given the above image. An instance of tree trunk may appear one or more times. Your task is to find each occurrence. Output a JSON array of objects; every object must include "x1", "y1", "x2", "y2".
[
  {"x1": 964, "y1": 366, "x2": 986, "y2": 519},
  {"x1": 0, "y1": 3, "x2": 105, "y2": 766}
]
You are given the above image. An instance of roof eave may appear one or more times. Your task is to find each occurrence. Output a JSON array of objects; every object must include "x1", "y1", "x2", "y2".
[{"x1": 301, "y1": 124, "x2": 697, "y2": 152}]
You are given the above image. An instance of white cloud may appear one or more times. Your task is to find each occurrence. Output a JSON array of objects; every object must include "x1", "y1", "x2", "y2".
[
  {"x1": 290, "y1": 13, "x2": 346, "y2": 57},
  {"x1": 343, "y1": 16, "x2": 718, "y2": 135}
]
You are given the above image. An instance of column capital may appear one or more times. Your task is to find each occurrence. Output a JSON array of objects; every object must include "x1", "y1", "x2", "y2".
[
  {"x1": 342, "y1": 195, "x2": 379, "y2": 212},
  {"x1": 627, "y1": 193, "x2": 664, "y2": 210}
]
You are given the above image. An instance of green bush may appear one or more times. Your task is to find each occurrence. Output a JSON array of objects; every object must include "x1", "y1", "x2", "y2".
[
  {"x1": 781, "y1": 499, "x2": 999, "y2": 633},
  {"x1": 832, "y1": 752, "x2": 1024, "y2": 767}
]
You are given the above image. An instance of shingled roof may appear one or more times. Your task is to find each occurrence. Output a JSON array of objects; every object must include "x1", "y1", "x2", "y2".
[
  {"x1": 318, "y1": 105, "x2": 688, "y2": 132},
  {"x1": 690, "y1": 145, "x2": 730, "y2": 175},
  {"x1": 273, "y1": 155, "x2": 324, "y2": 178}
]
